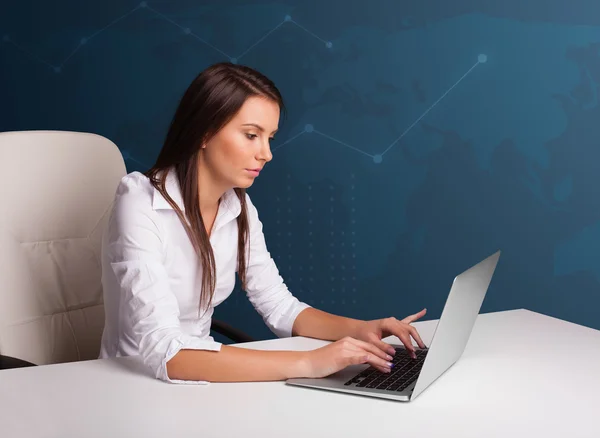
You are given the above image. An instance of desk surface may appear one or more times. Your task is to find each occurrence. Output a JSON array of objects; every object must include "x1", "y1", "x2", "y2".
[{"x1": 1, "y1": 309, "x2": 599, "y2": 438}]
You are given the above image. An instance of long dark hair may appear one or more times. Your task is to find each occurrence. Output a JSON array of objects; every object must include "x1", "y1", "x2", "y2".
[{"x1": 145, "y1": 62, "x2": 285, "y2": 315}]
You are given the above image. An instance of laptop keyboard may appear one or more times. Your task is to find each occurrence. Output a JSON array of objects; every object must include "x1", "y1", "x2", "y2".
[{"x1": 343, "y1": 347, "x2": 428, "y2": 392}]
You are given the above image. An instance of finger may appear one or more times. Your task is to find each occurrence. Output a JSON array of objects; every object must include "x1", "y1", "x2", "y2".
[
  {"x1": 350, "y1": 353, "x2": 371, "y2": 366},
  {"x1": 408, "y1": 326, "x2": 426, "y2": 349},
  {"x1": 363, "y1": 353, "x2": 393, "y2": 372},
  {"x1": 373, "y1": 364, "x2": 392, "y2": 373},
  {"x1": 381, "y1": 320, "x2": 417, "y2": 357},
  {"x1": 346, "y1": 337, "x2": 394, "y2": 362},
  {"x1": 344, "y1": 341, "x2": 393, "y2": 371},
  {"x1": 363, "y1": 333, "x2": 396, "y2": 356},
  {"x1": 397, "y1": 332, "x2": 417, "y2": 358},
  {"x1": 401, "y1": 308, "x2": 427, "y2": 324},
  {"x1": 373, "y1": 338, "x2": 397, "y2": 357},
  {"x1": 349, "y1": 352, "x2": 391, "y2": 373}
]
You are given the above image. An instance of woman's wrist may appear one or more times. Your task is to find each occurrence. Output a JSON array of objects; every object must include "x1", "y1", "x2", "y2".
[
  {"x1": 286, "y1": 350, "x2": 312, "y2": 379},
  {"x1": 346, "y1": 319, "x2": 368, "y2": 340}
]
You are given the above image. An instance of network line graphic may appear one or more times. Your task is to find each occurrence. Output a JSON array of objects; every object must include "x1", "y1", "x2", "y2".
[
  {"x1": 1, "y1": 2, "x2": 332, "y2": 73},
  {"x1": 2, "y1": 2, "x2": 487, "y2": 167},
  {"x1": 273, "y1": 54, "x2": 487, "y2": 162}
]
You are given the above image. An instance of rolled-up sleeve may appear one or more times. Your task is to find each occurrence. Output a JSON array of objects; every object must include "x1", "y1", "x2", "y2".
[
  {"x1": 242, "y1": 194, "x2": 311, "y2": 338},
  {"x1": 105, "y1": 180, "x2": 221, "y2": 384}
]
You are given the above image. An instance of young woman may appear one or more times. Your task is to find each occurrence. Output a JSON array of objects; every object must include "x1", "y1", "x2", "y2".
[{"x1": 99, "y1": 62, "x2": 427, "y2": 384}]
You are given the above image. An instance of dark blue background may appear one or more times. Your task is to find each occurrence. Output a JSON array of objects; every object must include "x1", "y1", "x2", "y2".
[{"x1": 2, "y1": 0, "x2": 599, "y2": 341}]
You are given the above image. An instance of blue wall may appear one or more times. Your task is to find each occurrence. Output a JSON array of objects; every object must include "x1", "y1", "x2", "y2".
[{"x1": 2, "y1": 0, "x2": 599, "y2": 341}]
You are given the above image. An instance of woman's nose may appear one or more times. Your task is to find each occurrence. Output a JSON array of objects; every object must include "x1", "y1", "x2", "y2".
[{"x1": 258, "y1": 141, "x2": 273, "y2": 162}]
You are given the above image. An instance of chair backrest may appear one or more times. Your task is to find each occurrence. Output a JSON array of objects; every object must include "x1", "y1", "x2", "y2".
[{"x1": 0, "y1": 131, "x2": 126, "y2": 365}]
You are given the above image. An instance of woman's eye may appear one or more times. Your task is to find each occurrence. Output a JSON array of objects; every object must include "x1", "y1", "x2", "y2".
[{"x1": 246, "y1": 133, "x2": 257, "y2": 140}]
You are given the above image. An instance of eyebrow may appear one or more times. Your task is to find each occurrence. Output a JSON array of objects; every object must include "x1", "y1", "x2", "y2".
[{"x1": 241, "y1": 123, "x2": 278, "y2": 134}]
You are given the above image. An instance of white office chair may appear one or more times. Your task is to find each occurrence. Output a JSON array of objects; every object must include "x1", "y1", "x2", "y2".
[{"x1": 0, "y1": 131, "x2": 126, "y2": 366}]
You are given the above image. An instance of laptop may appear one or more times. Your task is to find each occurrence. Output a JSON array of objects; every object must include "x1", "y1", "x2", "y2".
[{"x1": 286, "y1": 250, "x2": 501, "y2": 402}]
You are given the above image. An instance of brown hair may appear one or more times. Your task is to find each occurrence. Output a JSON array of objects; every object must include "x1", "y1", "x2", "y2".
[{"x1": 144, "y1": 62, "x2": 285, "y2": 315}]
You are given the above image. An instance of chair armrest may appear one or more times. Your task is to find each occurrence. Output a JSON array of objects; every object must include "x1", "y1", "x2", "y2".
[
  {"x1": 0, "y1": 355, "x2": 36, "y2": 370},
  {"x1": 210, "y1": 319, "x2": 256, "y2": 344}
]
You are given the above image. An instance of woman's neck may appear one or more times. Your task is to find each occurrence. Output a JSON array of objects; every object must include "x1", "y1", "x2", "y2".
[{"x1": 196, "y1": 162, "x2": 228, "y2": 214}]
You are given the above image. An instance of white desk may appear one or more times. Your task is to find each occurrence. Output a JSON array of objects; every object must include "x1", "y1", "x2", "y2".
[{"x1": 1, "y1": 309, "x2": 599, "y2": 438}]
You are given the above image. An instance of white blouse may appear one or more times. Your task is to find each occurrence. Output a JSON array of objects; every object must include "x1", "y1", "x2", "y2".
[{"x1": 98, "y1": 169, "x2": 311, "y2": 384}]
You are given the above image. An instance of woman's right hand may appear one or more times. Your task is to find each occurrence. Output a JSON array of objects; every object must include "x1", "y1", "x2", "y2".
[{"x1": 299, "y1": 336, "x2": 395, "y2": 379}]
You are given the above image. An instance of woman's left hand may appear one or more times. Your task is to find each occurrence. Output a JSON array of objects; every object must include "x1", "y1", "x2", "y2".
[{"x1": 353, "y1": 308, "x2": 428, "y2": 362}]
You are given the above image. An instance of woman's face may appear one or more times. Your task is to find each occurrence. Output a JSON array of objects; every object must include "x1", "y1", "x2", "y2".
[{"x1": 202, "y1": 95, "x2": 280, "y2": 189}]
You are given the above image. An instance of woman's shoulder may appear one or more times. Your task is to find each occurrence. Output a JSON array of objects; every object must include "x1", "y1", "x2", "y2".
[
  {"x1": 110, "y1": 171, "x2": 158, "y2": 216},
  {"x1": 107, "y1": 171, "x2": 162, "y2": 233},
  {"x1": 115, "y1": 171, "x2": 154, "y2": 199}
]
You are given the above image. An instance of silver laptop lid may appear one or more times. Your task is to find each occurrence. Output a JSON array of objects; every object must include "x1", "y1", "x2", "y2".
[{"x1": 411, "y1": 250, "x2": 501, "y2": 400}]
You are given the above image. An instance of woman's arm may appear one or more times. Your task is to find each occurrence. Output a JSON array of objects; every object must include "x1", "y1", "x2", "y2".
[
  {"x1": 167, "y1": 308, "x2": 366, "y2": 381},
  {"x1": 167, "y1": 346, "x2": 308, "y2": 382},
  {"x1": 106, "y1": 177, "x2": 224, "y2": 384},
  {"x1": 291, "y1": 307, "x2": 365, "y2": 341}
]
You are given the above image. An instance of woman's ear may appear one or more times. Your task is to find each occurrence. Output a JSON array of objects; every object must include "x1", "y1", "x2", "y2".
[{"x1": 200, "y1": 133, "x2": 210, "y2": 149}]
